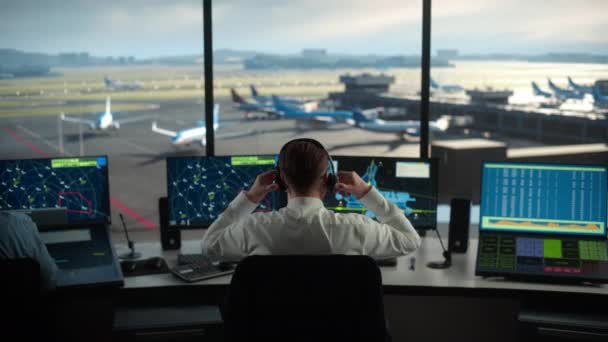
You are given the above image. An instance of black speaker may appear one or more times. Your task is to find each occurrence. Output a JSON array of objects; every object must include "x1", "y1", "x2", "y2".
[
  {"x1": 448, "y1": 198, "x2": 470, "y2": 253},
  {"x1": 159, "y1": 197, "x2": 181, "y2": 250}
]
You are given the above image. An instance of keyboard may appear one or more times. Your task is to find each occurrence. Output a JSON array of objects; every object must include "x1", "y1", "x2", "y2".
[
  {"x1": 171, "y1": 254, "x2": 234, "y2": 282},
  {"x1": 177, "y1": 253, "x2": 211, "y2": 266},
  {"x1": 171, "y1": 262, "x2": 234, "y2": 283},
  {"x1": 476, "y1": 232, "x2": 608, "y2": 282}
]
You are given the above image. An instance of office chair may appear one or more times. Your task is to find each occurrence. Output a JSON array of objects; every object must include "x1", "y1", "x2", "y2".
[{"x1": 224, "y1": 255, "x2": 388, "y2": 342}]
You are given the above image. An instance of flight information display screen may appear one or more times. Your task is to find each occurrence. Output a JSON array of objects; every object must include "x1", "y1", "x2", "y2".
[
  {"x1": 166, "y1": 155, "x2": 281, "y2": 228},
  {"x1": 0, "y1": 156, "x2": 110, "y2": 224},
  {"x1": 476, "y1": 162, "x2": 608, "y2": 283},
  {"x1": 324, "y1": 156, "x2": 438, "y2": 230},
  {"x1": 480, "y1": 162, "x2": 607, "y2": 237}
]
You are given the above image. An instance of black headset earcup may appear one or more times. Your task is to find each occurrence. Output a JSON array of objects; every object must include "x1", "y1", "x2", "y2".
[
  {"x1": 327, "y1": 174, "x2": 337, "y2": 193},
  {"x1": 275, "y1": 166, "x2": 286, "y2": 191}
]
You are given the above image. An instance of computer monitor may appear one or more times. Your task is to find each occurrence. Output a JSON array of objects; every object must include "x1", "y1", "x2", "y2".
[
  {"x1": 0, "y1": 156, "x2": 111, "y2": 225},
  {"x1": 323, "y1": 156, "x2": 438, "y2": 230},
  {"x1": 166, "y1": 155, "x2": 282, "y2": 228},
  {"x1": 476, "y1": 162, "x2": 608, "y2": 282}
]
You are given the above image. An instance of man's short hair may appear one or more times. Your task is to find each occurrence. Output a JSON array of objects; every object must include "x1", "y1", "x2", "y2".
[{"x1": 279, "y1": 140, "x2": 328, "y2": 194}]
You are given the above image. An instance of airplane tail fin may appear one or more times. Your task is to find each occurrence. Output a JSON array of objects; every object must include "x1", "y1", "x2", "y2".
[
  {"x1": 105, "y1": 96, "x2": 111, "y2": 114},
  {"x1": 250, "y1": 84, "x2": 259, "y2": 97},
  {"x1": 568, "y1": 76, "x2": 577, "y2": 89},
  {"x1": 532, "y1": 81, "x2": 543, "y2": 96},
  {"x1": 231, "y1": 88, "x2": 246, "y2": 104},
  {"x1": 547, "y1": 78, "x2": 559, "y2": 92},
  {"x1": 352, "y1": 110, "x2": 373, "y2": 125}
]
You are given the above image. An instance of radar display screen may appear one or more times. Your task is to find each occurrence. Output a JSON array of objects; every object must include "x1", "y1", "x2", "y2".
[
  {"x1": 0, "y1": 156, "x2": 110, "y2": 224},
  {"x1": 166, "y1": 155, "x2": 281, "y2": 228},
  {"x1": 324, "y1": 156, "x2": 438, "y2": 230}
]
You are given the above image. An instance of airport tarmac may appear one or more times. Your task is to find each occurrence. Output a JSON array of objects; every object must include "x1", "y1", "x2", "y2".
[{"x1": 0, "y1": 97, "x2": 542, "y2": 237}]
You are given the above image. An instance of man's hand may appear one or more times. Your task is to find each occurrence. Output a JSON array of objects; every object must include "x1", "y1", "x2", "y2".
[
  {"x1": 335, "y1": 171, "x2": 372, "y2": 199},
  {"x1": 245, "y1": 170, "x2": 279, "y2": 203}
]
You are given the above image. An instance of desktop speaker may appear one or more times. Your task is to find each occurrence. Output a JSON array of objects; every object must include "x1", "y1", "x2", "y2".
[
  {"x1": 159, "y1": 197, "x2": 181, "y2": 250},
  {"x1": 448, "y1": 198, "x2": 470, "y2": 253}
]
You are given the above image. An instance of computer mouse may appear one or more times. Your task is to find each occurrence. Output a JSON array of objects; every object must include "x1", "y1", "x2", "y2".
[
  {"x1": 120, "y1": 260, "x2": 137, "y2": 273},
  {"x1": 145, "y1": 257, "x2": 165, "y2": 270}
]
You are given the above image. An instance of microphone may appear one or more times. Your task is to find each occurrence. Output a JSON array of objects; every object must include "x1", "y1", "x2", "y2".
[
  {"x1": 118, "y1": 213, "x2": 142, "y2": 260},
  {"x1": 427, "y1": 228, "x2": 452, "y2": 269}
]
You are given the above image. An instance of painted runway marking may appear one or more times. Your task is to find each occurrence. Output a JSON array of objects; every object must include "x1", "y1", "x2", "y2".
[
  {"x1": 16, "y1": 124, "x2": 71, "y2": 156},
  {"x1": 3, "y1": 127, "x2": 50, "y2": 157},
  {"x1": 110, "y1": 196, "x2": 157, "y2": 230}
]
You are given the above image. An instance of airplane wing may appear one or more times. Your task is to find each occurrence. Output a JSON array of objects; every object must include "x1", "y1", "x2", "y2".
[
  {"x1": 60, "y1": 113, "x2": 95, "y2": 127},
  {"x1": 151, "y1": 121, "x2": 177, "y2": 137},
  {"x1": 116, "y1": 114, "x2": 152, "y2": 125}
]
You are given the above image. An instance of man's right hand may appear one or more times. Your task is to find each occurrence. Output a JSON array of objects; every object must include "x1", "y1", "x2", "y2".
[
  {"x1": 245, "y1": 170, "x2": 279, "y2": 204},
  {"x1": 335, "y1": 171, "x2": 372, "y2": 199}
]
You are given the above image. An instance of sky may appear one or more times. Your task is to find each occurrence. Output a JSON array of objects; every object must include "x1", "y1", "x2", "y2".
[{"x1": 0, "y1": 0, "x2": 607, "y2": 58}]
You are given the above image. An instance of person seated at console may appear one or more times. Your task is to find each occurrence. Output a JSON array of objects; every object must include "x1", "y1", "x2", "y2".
[
  {"x1": 201, "y1": 138, "x2": 421, "y2": 260},
  {"x1": 0, "y1": 211, "x2": 58, "y2": 289}
]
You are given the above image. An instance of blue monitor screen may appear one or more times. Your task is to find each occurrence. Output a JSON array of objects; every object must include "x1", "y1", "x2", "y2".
[
  {"x1": 0, "y1": 156, "x2": 110, "y2": 224},
  {"x1": 480, "y1": 162, "x2": 608, "y2": 237},
  {"x1": 166, "y1": 155, "x2": 281, "y2": 228},
  {"x1": 323, "y1": 156, "x2": 438, "y2": 230}
]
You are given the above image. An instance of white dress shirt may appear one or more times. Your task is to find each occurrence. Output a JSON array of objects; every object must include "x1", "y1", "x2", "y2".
[{"x1": 201, "y1": 187, "x2": 421, "y2": 260}]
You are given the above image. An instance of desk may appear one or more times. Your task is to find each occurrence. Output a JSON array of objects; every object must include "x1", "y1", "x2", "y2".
[
  {"x1": 116, "y1": 232, "x2": 608, "y2": 297},
  {"x1": 115, "y1": 227, "x2": 608, "y2": 342}
]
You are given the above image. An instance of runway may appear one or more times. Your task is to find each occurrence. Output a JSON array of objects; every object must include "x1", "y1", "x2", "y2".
[
  {"x1": 0, "y1": 97, "x2": 431, "y2": 233},
  {"x1": 1, "y1": 95, "x2": 549, "y2": 240}
]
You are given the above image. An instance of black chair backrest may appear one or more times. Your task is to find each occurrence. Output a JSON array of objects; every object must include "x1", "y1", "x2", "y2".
[
  {"x1": 225, "y1": 255, "x2": 387, "y2": 342},
  {"x1": 0, "y1": 258, "x2": 41, "y2": 292},
  {"x1": 0, "y1": 258, "x2": 44, "y2": 339}
]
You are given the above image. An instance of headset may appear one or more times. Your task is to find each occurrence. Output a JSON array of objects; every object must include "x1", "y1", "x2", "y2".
[{"x1": 275, "y1": 138, "x2": 337, "y2": 193}]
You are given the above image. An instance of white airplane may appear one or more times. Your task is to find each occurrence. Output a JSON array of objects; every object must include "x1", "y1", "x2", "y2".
[
  {"x1": 351, "y1": 110, "x2": 450, "y2": 139},
  {"x1": 151, "y1": 104, "x2": 249, "y2": 146},
  {"x1": 104, "y1": 76, "x2": 143, "y2": 91},
  {"x1": 60, "y1": 96, "x2": 149, "y2": 130}
]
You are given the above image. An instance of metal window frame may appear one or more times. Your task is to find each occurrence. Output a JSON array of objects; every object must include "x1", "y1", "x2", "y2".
[{"x1": 203, "y1": 0, "x2": 431, "y2": 157}]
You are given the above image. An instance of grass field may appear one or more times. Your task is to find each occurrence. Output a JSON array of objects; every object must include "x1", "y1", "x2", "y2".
[
  {"x1": 0, "y1": 65, "x2": 348, "y2": 117},
  {"x1": 2, "y1": 62, "x2": 607, "y2": 118}
]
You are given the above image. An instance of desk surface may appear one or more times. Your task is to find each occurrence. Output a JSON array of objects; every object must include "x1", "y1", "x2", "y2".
[{"x1": 116, "y1": 228, "x2": 608, "y2": 297}]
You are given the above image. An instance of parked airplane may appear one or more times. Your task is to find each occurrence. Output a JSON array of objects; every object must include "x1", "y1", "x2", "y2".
[
  {"x1": 567, "y1": 77, "x2": 593, "y2": 94},
  {"x1": 104, "y1": 76, "x2": 143, "y2": 91},
  {"x1": 151, "y1": 104, "x2": 248, "y2": 146},
  {"x1": 230, "y1": 88, "x2": 277, "y2": 118},
  {"x1": 531, "y1": 81, "x2": 553, "y2": 98},
  {"x1": 547, "y1": 78, "x2": 584, "y2": 100},
  {"x1": 250, "y1": 85, "x2": 309, "y2": 107},
  {"x1": 430, "y1": 78, "x2": 464, "y2": 93},
  {"x1": 272, "y1": 95, "x2": 352, "y2": 120},
  {"x1": 60, "y1": 97, "x2": 148, "y2": 130},
  {"x1": 350, "y1": 110, "x2": 449, "y2": 139}
]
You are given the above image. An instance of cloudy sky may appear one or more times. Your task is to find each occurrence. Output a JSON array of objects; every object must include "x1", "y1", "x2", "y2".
[{"x1": 0, "y1": 0, "x2": 606, "y2": 58}]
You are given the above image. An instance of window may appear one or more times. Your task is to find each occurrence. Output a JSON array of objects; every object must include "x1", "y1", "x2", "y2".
[
  {"x1": 0, "y1": 1, "x2": 204, "y2": 238},
  {"x1": 212, "y1": 0, "x2": 424, "y2": 158},
  {"x1": 430, "y1": 0, "x2": 608, "y2": 203}
]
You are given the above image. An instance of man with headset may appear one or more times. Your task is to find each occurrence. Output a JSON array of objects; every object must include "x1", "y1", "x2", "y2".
[{"x1": 202, "y1": 138, "x2": 421, "y2": 260}]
